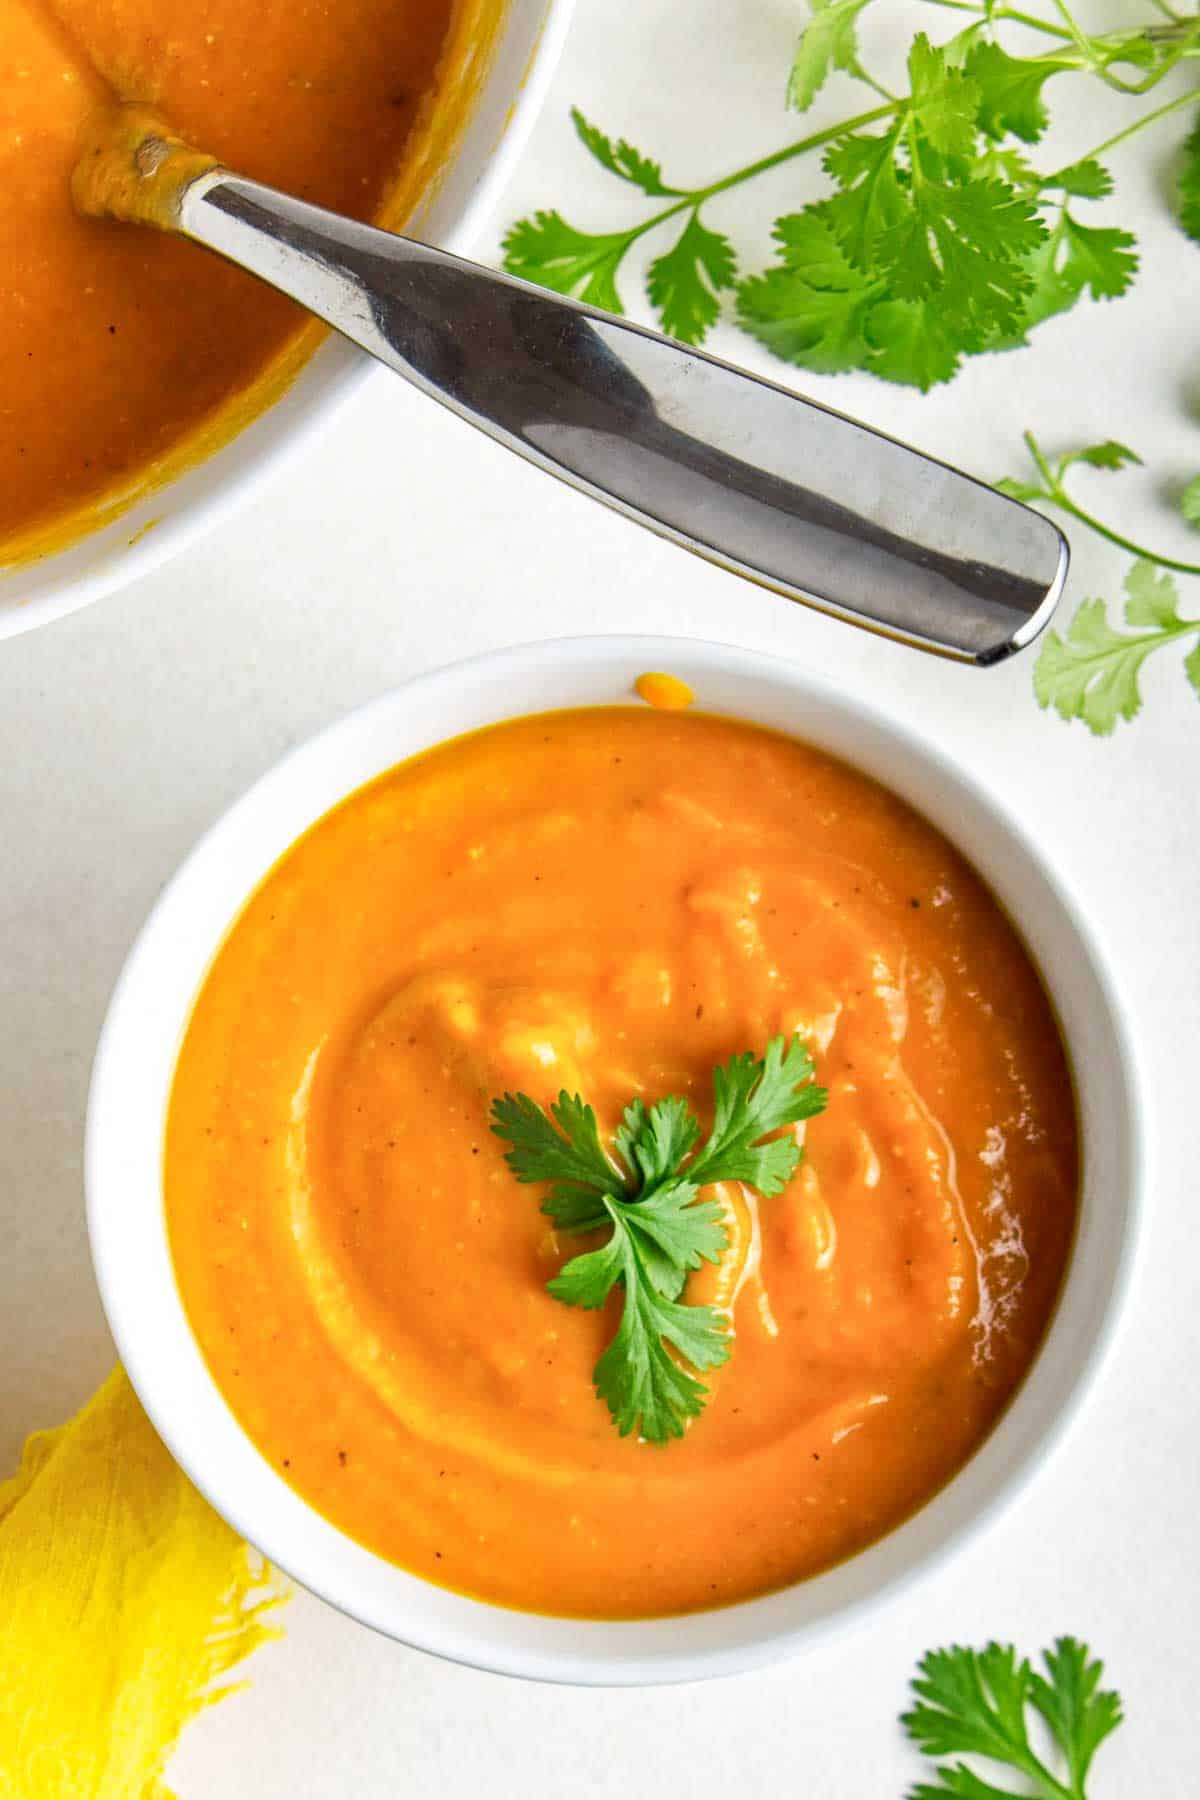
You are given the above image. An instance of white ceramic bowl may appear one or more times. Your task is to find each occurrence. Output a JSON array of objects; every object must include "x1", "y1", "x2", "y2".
[
  {"x1": 0, "y1": 0, "x2": 572, "y2": 643},
  {"x1": 86, "y1": 637, "x2": 1141, "y2": 1684}
]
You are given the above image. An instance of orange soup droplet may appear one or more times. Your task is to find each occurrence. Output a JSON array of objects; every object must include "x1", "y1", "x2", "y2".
[{"x1": 635, "y1": 671, "x2": 695, "y2": 711}]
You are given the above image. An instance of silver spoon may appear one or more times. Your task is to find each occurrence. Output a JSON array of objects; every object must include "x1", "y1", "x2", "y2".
[{"x1": 75, "y1": 108, "x2": 1067, "y2": 663}]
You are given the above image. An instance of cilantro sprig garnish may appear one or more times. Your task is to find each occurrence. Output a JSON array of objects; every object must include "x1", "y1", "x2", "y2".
[
  {"x1": 998, "y1": 430, "x2": 1200, "y2": 734},
  {"x1": 491, "y1": 1034, "x2": 827, "y2": 1444},
  {"x1": 502, "y1": 3, "x2": 1199, "y2": 389},
  {"x1": 904, "y1": 1637, "x2": 1123, "y2": 1799}
]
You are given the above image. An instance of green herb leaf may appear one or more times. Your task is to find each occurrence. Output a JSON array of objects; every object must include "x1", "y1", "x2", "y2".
[
  {"x1": 500, "y1": 210, "x2": 630, "y2": 313},
  {"x1": 907, "y1": 32, "x2": 981, "y2": 163},
  {"x1": 787, "y1": 0, "x2": 876, "y2": 113},
  {"x1": 819, "y1": 41, "x2": 1046, "y2": 345},
  {"x1": 822, "y1": 127, "x2": 907, "y2": 268},
  {"x1": 1179, "y1": 112, "x2": 1200, "y2": 243},
  {"x1": 1027, "y1": 1637, "x2": 1124, "y2": 1793},
  {"x1": 646, "y1": 212, "x2": 737, "y2": 344},
  {"x1": 866, "y1": 298, "x2": 966, "y2": 390},
  {"x1": 614, "y1": 1094, "x2": 700, "y2": 1190},
  {"x1": 1034, "y1": 598, "x2": 1155, "y2": 734},
  {"x1": 1033, "y1": 560, "x2": 1198, "y2": 735},
  {"x1": 592, "y1": 1254, "x2": 729, "y2": 1442},
  {"x1": 904, "y1": 1638, "x2": 1123, "y2": 1800},
  {"x1": 570, "y1": 108, "x2": 681, "y2": 197},
  {"x1": 618, "y1": 1181, "x2": 726, "y2": 1294},
  {"x1": 1047, "y1": 158, "x2": 1113, "y2": 200},
  {"x1": 1067, "y1": 440, "x2": 1141, "y2": 472},
  {"x1": 1057, "y1": 213, "x2": 1139, "y2": 300},
  {"x1": 736, "y1": 208, "x2": 878, "y2": 376},
  {"x1": 691, "y1": 1034, "x2": 827, "y2": 1192},
  {"x1": 1123, "y1": 557, "x2": 1180, "y2": 628},
  {"x1": 993, "y1": 475, "x2": 1043, "y2": 503},
  {"x1": 492, "y1": 1089, "x2": 623, "y2": 1197},
  {"x1": 1000, "y1": 204, "x2": 1138, "y2": 346},
  {"x1": 1181, "y1": 475, "x2": 1200, "y2": 527},
  {"x1": 965, "y1": 41, "x2": 1073, "y2": 145},
  {"x1": 736, "y1": 205, "x2": 969, "y2": 391},
  {"x1": 1184, "y1": 639, "x2": 1200, "y2": 699},
  {"x1": 492, "y1": 1034, "x2": 826, "y2": 1442}
]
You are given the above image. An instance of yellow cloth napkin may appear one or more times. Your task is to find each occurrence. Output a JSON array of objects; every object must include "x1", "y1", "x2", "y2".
[{"x1": 0, "y1": 1368, "x2": 288, "y2": 1799}]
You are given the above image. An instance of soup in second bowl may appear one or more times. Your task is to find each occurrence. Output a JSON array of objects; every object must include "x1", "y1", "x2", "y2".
[{"x1": 163, "y1": 705, "x2": 1078, "y2": 1619}]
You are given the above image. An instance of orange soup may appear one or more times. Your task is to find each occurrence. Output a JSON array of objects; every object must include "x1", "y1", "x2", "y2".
[
  {"x1": 165, "y1": 708, "x2": 1078, "y2": 1619},
  {"x1": 0, "y1": 0, "x2": 498, "y2": 562}
]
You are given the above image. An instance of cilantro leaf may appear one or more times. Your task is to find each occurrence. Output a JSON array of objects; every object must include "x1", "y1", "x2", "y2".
[
  {"x1": 646, "y1": 211, "x2": 737, "y2": 344},
  {"x1": 904, "y1": 1638, "x2": 1123, "y2": 1800},
  {"x1": 993, "y1": 475, "x2": 1042, "y2": 503},
  {"x1": 1066, "y1": 440, "x2": 1141, "y2": 473},
  {"x1": 736, "y1": 206, "x2": 968, "y2": 390},
  {"x1": 907, "y1": 31, "x2": 980, "y2": 163},
  {"x1": 545, "y1": 1180, "x2": 729, "y2": 1440},
  {"x1": 787, "y1": 0, "x2": 876, "y2": 113},
  {"x1": 491, "y1": 1034, "x2": 826, "y2": 1442},
  {"x1": 500, "y1": 210, "x2": 630, "y2": 313},
  {"x1": 999, "y1": 228, "x2": 1085, "y2": 339},
  {"x1": 1033, "y1": 560, "x2": 1199, "y2": 735},
  {"x1": 1179, "y1": 112, "x2": 1200, "y2": 244},
  {"x1": 1058, "y1": 213, "x2": 1139, "y2": 300},
  {"x1": 970, "y1": 143, "x2": 1036, "y2": 187},
  {"x1": 1181, "y1": 475, "x2": 1200, "y2": 527},
  {"x1": 879, "y1": 177, "x2": 1045, "y2": 336},
  {"x1": 819, "y1": 40, "x2": 1045, "y2": 345},
  {"x1": 570, "y1": 108, "x2": 681, "y2": 198},
  {"x1": 736, "y1": 208, "x2": 879, "y2": 376},
  {"x1": 593, "y1": 1251, "x2": 729, "y2": 1442},
  {"x1": 1047, "y1": 158, "x2": 1113, "y2": 200},
  {"x1": 865, "y1": 297, "x2": 966, "y2": 390},
  {"x1": 965, "y1": 42, "x2": 1074, "y2": 144},
  {"x1": 1184, "y1": 639, "x2": 1200, "y2": 699},
  {"x1": 822, "y1": 126, "x2": 908, "y2": 267},
  {"x1": 614, "y1": 1094, "x2": 700, "y2": 1189},
  {"x1": 998, "y1": 207, "x2": 1137, "y2": 345},
  {"x1": 492, "y1": 1089, "x2": 623, "y2": 1198},
  {"x1": 1123, "y1": 557, "x2": 1180, "y2": 628},
  {"x1": 690, "y1": 1035, "x2": 827, "y2": 1193},
  {"x1": 1027, "y1": 1638, "x2": 1124, "y2": 1793},
  {"x1": 619, "y1": 1181, "x2": 726, "y2": 1295},
  {"x1": 1034, "y1": 598, "x2": 1156, "y2": 733},
  {"x1": 546, "y1": 1233, "x2": 625, "y2": 1308}
]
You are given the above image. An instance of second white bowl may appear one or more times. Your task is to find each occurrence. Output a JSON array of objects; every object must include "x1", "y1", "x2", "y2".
[{"x1": 86, "y1": 636, "x2": 1141, "y2": 1683}]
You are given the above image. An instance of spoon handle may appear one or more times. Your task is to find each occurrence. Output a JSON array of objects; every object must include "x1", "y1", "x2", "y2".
[{"x1": 178, "y1": 169, "x2": 1066, "y2": 663}]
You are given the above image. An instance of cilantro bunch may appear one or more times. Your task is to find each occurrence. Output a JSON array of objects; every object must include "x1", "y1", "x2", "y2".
[
  {"x1": 491, "y1": 1034, "x2": 827, "y2": 1443},
  {"x1": 503, "y1": 0, "x2": 1200, "y2": 390}
]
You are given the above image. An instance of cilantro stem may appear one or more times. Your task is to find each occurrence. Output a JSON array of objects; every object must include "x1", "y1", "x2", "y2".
[
  {"x1": 574, "y1": 101, "x2": 901, "y2": 269},
  {"x1": 923, "y1": 0, "x2": 1200, "y2": 73},
  {"x1": 1024, "y1": 429, "x2": 1200, "y2": 576},
  {"x1": 1045, "y1": 0, "x2": 1093, "y2": 58},
  {"x1": 676, "y1": 102, "x2": 900, "y2": 213},
  {"x1": 918, "y1": 0, "x2": 1079, "y2": 39},
  {"x1": 1067, "y1": 83, "x2": 1200, "y2": 163}
]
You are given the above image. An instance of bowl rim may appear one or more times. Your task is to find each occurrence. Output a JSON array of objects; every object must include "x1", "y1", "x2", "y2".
[
  {"x1": 0, "y1": 0, "x2": 576, "y2": 645},
  {"x1": 86, "y1": 634, "x2": 1144, "y2": 1685}
]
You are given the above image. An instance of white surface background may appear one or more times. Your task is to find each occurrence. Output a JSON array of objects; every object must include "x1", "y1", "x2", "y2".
[{"x1": 2, "y1": 1, "x2": 1198, "y2": 1792}]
